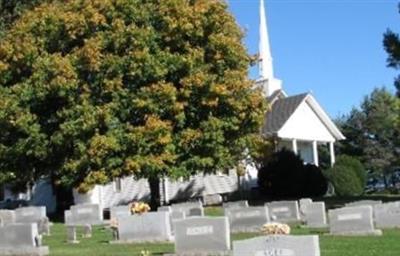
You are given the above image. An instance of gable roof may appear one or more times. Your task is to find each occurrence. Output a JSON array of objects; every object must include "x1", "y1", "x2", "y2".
[
  {"x1": 263, "y1": 93, "x2": 308, "y2": 136},
  {"x1": 262, "y1": 93, "x2": 345, "y2": 141}
]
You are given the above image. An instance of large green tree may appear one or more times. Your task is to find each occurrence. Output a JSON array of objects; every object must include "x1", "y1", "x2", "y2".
[
  {"x1": 337, "y1": 88, "x2": 399, "y2": 186},
  {"x1": 384, "y1": 4, "x2": 400, "y2": 97},
  {"x1": 0, "y1": 0, "x2": 266, "y2": 207},
  {"x1": 0, "y1": 0, "x2": 48, "y2": 37}
]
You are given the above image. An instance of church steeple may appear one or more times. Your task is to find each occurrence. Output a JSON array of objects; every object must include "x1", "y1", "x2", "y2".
[
  {"x1": 259, "y1": 0, "x2": 273, "y2": 79},
  {"x1": 258, "y1": 0, "x2": 282, "y2": 97}
]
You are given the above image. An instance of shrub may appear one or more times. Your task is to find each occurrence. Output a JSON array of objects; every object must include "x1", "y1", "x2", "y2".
[
  {"x1": 324, "y1": 155, "x2": 366, "y2": 196},
  {"x1": 257, "y1": 149, "x2": 328, "y2": 198}
]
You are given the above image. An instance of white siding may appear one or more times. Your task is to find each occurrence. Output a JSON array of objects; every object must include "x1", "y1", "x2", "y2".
[{"x1": 278, "y1": 102, "x2": 335, "y2": 142}]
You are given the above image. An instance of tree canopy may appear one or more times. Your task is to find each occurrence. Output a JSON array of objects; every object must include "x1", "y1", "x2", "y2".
[
  {"x1": 0, "y1": 0, "x2": 266, "y2": 196},
  {"x1": 384, "y1": 4, "x2": 400, "y2": 97},
  {"x1": 337, "y1": 88, "x2": 400, "y2": 180}
]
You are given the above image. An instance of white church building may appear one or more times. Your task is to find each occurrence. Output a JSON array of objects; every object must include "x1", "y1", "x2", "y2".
[{"x1": 1, "y1": 0, "x2": 344, "y2": 211}]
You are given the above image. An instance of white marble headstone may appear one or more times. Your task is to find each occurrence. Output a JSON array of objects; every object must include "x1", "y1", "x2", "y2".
[{"x1": 233, "y1": 235, "x2": 321, "y2": 256}]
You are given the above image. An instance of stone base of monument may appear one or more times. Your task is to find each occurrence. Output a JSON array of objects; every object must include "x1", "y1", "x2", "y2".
[
  {"x1": 110, "y1": 237, "x2": 174, "y2": 244},
  {"x1": 0, "y1": 246, "x2": 49, "y2": 256},
  {"x1": 163, "y1": 251, "x2": 230, "y2": 256},
  {"x1": 328, "y1": 229, "x2": 383, "y2": 236}
]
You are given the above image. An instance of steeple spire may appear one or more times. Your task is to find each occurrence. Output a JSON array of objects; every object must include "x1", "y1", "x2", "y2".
[
  {"x1": 257, "y1": 0, "x2": 282, "y2": 97},
  {"x1": 259, "y1": 0, "x2": 273, "y2": 79}
]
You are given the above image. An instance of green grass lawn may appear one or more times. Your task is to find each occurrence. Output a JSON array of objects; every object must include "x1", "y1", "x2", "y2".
[{"x1": 42, "y1": 207, "x2": 400, "y2": 256}]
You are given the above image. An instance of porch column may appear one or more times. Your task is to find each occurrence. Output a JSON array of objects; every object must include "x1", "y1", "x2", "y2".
[
  {"x1": 312, "y1": 141, "x2": 319, "y2": 166},
  {"x1": 329, "y1": 141, "x2": 335, "y2": 167},
  {"x1": 292, "y1": 139, "x2": 298, "y2": 155}
]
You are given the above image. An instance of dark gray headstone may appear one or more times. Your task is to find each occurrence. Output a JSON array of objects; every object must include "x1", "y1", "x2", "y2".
[
  {"x1": 266, "y1": 201, "x2": 301, "y2": 223},
  {"x1": 225, "y1": 206, "x2": 269, "y2": 233},
  {"x1": 328, "y1": 206, "x2": 382, "y2": 236},
  {"x1": 233, "y1": 235, "x2": 320, "y2": 256},
  {"x1": 116, "y1": 212, "x2": 173, "y2": 243},
  {"x1": 174, "y1": 217, "x2": 230, "y2": 255}
]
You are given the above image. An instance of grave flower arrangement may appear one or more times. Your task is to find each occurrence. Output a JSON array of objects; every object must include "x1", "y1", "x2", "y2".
[
  {"x1": 130, "y1": 202, "x2": 151, "y2": 215},
  {"x1": 261, "y1": 222, "x2": 291, "y2": 235}
]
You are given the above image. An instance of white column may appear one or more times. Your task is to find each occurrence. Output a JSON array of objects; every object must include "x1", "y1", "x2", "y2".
[
  {"x1": 292, "y1": 139, "x2": 298, "y2": 155},
  {"x1": 312, "y1": 141, "x2": 319, "y2": 166},
  {"x1": 329, "y1": 141, "x2": 335, "y2": 167},
  {"x1": 164, "y1": 177, "x2": 170, "y2": 204}
]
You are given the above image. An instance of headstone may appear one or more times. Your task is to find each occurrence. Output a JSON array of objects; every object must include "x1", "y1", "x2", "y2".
[
  {"x1": 38, "y1": 217, "x2": 50, "y2": 235},
  {"x1": 15, "y1": 206, "x2": 46, "y2": 224},
  {"x1": 266, "y1": 201, "x2": 301, "y2": 223},
  {"x1": 222, "y1": 200, "x2": 249, "y2": 210},
  {"x1": 299, "y1": 198, "x2": 313, "y2": 219},
  {"x1": 110, "y1": 205, "x2": 131, "y2": 220},
  {"x1": 203, "y1": 194, "x2": 223, "y2": 206},
  {"x1": 171, "y1": 202, "x2": 204, "y2": 217},
  {"x1": 225, "y1": 206, "x2": 269, "y2": 233},
  {"x1": 233, "y1": 235, "x2": 320, "y2": 256},
  {"x1": 304, "y1": 202, "x2": 327, "y2": 228},
  {"x1": 14, "y1": 207, "x2": 49, "y2": 235},
  {"x1": 328, "y1": 206, "x2": 382, "y2": 236},
  {"x1": 174, "y1": 217, "x2": 230, "y2": 255},
  {"x1": 157, "y1": 206, "x2": 172, "y2": 212},
  {"x1": 374, "y1": 203, "x2": 400, "y2": 229},
  {"x1": 66, "y1": 204, "x2": 103, "y2": 226},
  {"x1": 67, "y1": 226, "x2": 79, "y2": 244},
  {"x1": 188, "y1": 207, "x2": 204, "y2": 217},
  {"x1": 82, "y1": 224, "x2": 92, "y2": 238},
  {"x1": 115, "y1": 212, "x2": 173, "y2": 243},
  {"x1": 0, "y1": 223, "x2": 49, "y2": 255},
  {"x1": 0, "y1": 210, "x2": 16, "y2": 225}
]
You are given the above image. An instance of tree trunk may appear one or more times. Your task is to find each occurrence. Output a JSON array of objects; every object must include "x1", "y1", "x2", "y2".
[{"x1": 149, "y1": 177, "x2": 161, "y2": 211}]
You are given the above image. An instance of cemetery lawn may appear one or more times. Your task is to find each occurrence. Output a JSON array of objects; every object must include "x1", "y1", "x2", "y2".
[{"x1": 43, "y1": 207, "x2": 400, "y2": 256}]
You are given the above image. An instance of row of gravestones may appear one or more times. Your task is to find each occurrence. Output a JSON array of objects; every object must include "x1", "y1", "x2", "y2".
[{"x1": 0, "y1": 206, "x2": 50, "y2": 256}]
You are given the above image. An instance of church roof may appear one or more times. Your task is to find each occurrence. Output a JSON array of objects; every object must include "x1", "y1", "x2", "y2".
[{"x1": 263, "y1": 93, "x2": 308, "y2": 136}]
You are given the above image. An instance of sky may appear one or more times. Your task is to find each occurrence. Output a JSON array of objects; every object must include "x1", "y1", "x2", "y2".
[{"x1": 228, "y1": 0, "x2": 400, "y2": 118}]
